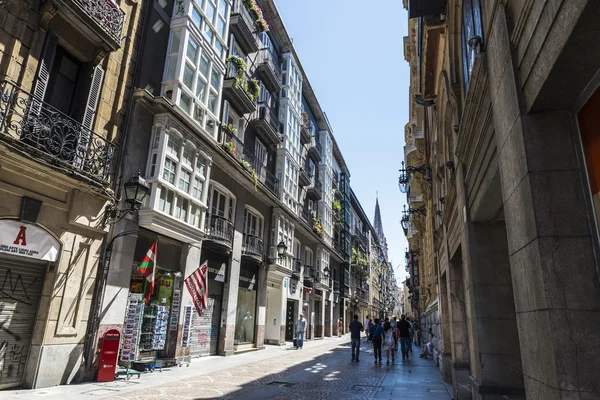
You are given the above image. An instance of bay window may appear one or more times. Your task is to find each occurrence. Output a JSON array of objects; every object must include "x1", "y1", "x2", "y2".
[
  {"x1": 162, "y1": 0, "x2": 230, "y2": 138},
  {"x1": 145, "y1": 129, "x2": 211, "y2": 231}
]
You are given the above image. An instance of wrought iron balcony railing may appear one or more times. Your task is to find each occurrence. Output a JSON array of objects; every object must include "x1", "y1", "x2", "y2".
[
  {"x1": 205, "y1": 214, "x2": 234, "y2": 246},
  {"x1": 242, "y1": 234, "x2": 263, "y2": 258},
  {"x1": 292, "y1": 258, "x2": 302, "y2": 275},
  {"x1": 256, "y1": 102, "x2": 281, "y2": 134},
  {"x1": 0, "y1": 81, "x2": 114, "y2": 182},
  {"x1": 72, "y1": 0, "x2": 125, "y2": 44},
  {"x1": 220, "y1": 126, "x2": 280, "y2": 196}
]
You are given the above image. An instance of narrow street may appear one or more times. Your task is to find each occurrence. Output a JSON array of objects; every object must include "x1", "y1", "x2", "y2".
[{"x1": 2, "y1": 336, "x2": 450, "y2": 400}]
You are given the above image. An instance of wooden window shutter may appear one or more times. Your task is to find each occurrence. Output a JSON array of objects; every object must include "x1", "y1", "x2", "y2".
[
  {"x1": 32, "y1": 33, "x2": 58, "y2": 109},
  {"x1": 82, "y1": 65, "x2": 104, "y2": 131}
]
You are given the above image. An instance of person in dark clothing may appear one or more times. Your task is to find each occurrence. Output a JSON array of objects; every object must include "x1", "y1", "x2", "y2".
[
  {"x1": 349, "y1": 314, "x2": 364, "y2": 362},
  {"x1": 369, "y1": 318, "x2": 385, "y2": 363},
  {"x1": 397, "y1": 314, "x2": 413, "y2": 359}
]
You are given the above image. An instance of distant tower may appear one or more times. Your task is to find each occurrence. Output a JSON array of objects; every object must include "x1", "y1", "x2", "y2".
[{"x1": 373, "y1": 194, "x2": 389, "y2": 259}]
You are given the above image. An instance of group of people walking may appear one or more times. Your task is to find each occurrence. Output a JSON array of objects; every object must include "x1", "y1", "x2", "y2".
[{"x1": 294, "y1": 312, "x2": 433, "y2": 364}]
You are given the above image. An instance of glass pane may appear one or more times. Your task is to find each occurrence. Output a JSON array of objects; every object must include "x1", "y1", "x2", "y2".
[
  {"x1": 217, "y1": 17, "x2": 225, "y2": 38},
  {"x1": 193, "y1": 177, "x2": 203, "y2": 199},
  {"x1": 192, "y1": 8, "x2": 202, "y2": 29},
  {"x1": 159, "y1": 187, "x2": 166, "y2": 211},
  {"x1": 186, "y1": 39, "x2": 198, "y2": 62},
  {"x1": 162, "y1": 158, "x2": 176, "y2": 184},
  {"x1": 214, "y1": 38, "x2": 224, "y2": 57},
  {"x1": 171, "y1": 30, "x2": 181, "y2": 54},
  {"x1": 181, "y1": 198, "x2": 189, "y2": 220},
  {"x1": 183, "y1": 64, "x2": 194, "y2": 89},
  {"x1": 196, "y1": 78, "x2": 206, "y2": 101},
  {"x1": 166, "y1": 190, "x2": 174, "y2": 213},
  {"x1": 182, "y1": 144, "x2": 193, "y2": 165},
  {"x1": 167, "y1": 135, "x2": 180, "y2": 156},
  {"x1": 218, "y1": 0, "x2": 226, "y2": 15},
  {"x1": 199, "y1": 54, "x2": 210, "y2": 77},
  {"x1": 179, "y1": 170, "x2": 191, "y2": 192},
  {"x1": 217, "y1": 193, "x2": 226, "y2": 216},
  {"x1": 180, "y1": 92, "x2": 192, "y2": 114},
  {"x1": 193, "y1": 104, "x2": 204, "y2": 124},
  {"x1": 166, "y1": 56, "x2": 177, "y2": 81},
  {"x1": 208, "y1": 92, "x2": 217, "y2": 114},
  {"x1": 203, "y1": 23, "x2": 214, "y2": 43},
  {"x1": 206, "y1": 0, "x2": 216, "y2": 23},
  {"x1": 196, "y1": 155, "x2": 206, "y2": 176},
  {"x1": 210, "y1": 68, "x2": 220, "y2": 89}
]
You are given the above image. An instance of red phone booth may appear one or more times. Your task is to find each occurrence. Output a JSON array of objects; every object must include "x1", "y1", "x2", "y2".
[{"x1": 97, "y1": 329, "x2": 121, "y2": 382}]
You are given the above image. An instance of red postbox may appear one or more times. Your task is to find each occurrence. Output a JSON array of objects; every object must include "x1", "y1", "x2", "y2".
[{"x1": 97, "y1": 329, "x2": 121, "y2": 382}]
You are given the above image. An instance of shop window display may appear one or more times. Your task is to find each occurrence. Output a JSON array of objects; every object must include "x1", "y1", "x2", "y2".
[{"x1": 234, "y1": 288, "x2": 256, "y2": 345}]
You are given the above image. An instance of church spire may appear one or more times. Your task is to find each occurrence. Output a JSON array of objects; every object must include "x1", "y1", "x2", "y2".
[{"x1": 374, "y1": 195, "x2": 384, "y2": 240}]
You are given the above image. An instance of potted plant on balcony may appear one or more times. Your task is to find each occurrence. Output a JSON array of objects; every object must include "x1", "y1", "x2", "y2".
[
  {"x1": 240, "y1": 160, "x2": 259, "y2": 191},
  {"x1": 310, "y1": 211, "x2": 325, "y2": 238},
  {"x1": 244, "y1": 0, "x2": 269, "y2": 32},
  {"x1": 332, "y1": 199, "x2": 341, "y2": 216},
  {"x1": 246, "y1": 78, "x2": 260, "y2": 102},
  {"x1": 226, "y1": 56, "x2": 246, "y2": 88},
  {"x1": 222, "y1": 139, "x2": 237, "y2": 157}
]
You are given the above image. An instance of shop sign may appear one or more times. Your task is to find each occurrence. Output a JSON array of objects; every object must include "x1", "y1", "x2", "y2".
[
  {"x1": 239, "y1": 265, "x2": 258, "y2": 291},
  {"x1": 0, "y1": 220, "x2": 59, "y2": 261},
  {"x1": 158, "y1": 276, "x2": 174, "y2": 306},
  {"x1": 208, "y1": 261, "x2": 227, "y2": 282}
]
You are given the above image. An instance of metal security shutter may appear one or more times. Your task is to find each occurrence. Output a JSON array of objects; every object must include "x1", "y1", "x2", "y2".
[
  {"x1": 189, "y1": 286, "x2": 221, "y2": 358},
  {"x1": 0, "y1": 256, "x2": 46, "y2": 389}
]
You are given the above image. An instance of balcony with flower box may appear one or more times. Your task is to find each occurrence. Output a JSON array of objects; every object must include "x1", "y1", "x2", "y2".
[
  {"x1": 224, "y1": 57, "x2": 258, "y2": 115},
  {"x1": 229, "y1": 0, "x2": 260, "y2": 54},
  {"x1": 49, "y1": 0, "x2": 125, "y2": 54},
  {"x1": 0, "y1": 81, "x2": 114, "y2": 184},
  {"x1": 256, "y1": 47, "x2": 281, "y2": 93},
  {"x1": 219, "y1": 125, "x2": 279, "y2": 196},
  {"x1": 249, "y1": 102, "x2": 282, "y2": 145}
]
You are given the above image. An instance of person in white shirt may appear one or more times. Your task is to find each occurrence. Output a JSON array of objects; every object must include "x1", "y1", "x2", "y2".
[
  {"x1": 295, "y1": 313, "x2": 307, "y2": 349},
  {"x1": 364, "y1": 316, "x2": 371, "y2": 341}
]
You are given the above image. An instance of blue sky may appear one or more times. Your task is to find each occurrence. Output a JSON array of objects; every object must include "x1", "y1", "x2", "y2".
[{"x1": 275, "y1": 0, "x2": 410, "y2": 284}]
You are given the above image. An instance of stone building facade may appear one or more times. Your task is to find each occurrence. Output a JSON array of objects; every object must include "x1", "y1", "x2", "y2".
[
  {"x1": 402, "y1": 0, "x2": 600, "y2": 399},
  {"x1": 0, "y1": 0, "x2": 142, "y2": 389}
]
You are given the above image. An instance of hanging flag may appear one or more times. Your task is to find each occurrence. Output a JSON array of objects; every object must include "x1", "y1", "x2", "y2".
[
  {"x1": 185, "y1": 261, "x2": 209, "y2": 316},
  {"x1": 138, "y1": 240, "x2": 158, "y2": 303}
]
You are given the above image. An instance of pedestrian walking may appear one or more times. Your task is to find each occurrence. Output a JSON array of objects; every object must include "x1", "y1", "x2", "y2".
[
  {"x1": 295, "y1": 313, "x2": 307, "y2": 349},
  {"x1": 337, "y1": 317, "x2": 343, "y2": 337},
  {"x1": 364, "y1": 315, "x2": 371, "y2": 342},
  {"x1": 349, "y1": 314, "x2": 363, "y2": 362},
  {"x1": 391, "y1": 316, "x2": 399, "y2": 355},
  {"x1": 409, "y1": 318, "x2": 415, "y2": 352},
  {"x1": 369, "y1": 318, "x2": 384, "y2": 363},
  {"x1": 383, "y1": 321, "x2": 395, "y2": 364},
  {"x1": 397, "y1": 314, "x2": 412, "y2": 359}
]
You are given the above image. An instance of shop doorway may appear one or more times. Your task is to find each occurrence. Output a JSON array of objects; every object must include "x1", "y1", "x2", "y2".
[
  {"x1": 314, "y1": 300, "x2": 322, "y2": 338},
  {"x1": 0, "y1": 256, "x2": 46, "y2": 389},
  {"x1": 285, "y1": 300, "x2": 295, "y2": 341}
]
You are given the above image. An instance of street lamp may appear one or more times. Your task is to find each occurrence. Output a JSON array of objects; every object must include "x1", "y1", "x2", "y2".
[
  {"x1": 398, "y1": 161, "x2": 431, "y2": 193},
  {"x1": 265, "y1": 241, "x2": 288, "y2": 264},
  {"x1": 106, "y1": 172, "x2": 150, "y2": 223}
]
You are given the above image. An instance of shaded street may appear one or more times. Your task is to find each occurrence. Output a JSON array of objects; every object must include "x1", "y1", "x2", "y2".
[{"x1": 2, "y1": 336, "x2": 450, "y2": 400}]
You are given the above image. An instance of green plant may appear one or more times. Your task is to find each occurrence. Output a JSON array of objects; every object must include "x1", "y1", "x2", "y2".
[
  {"x1": 332, "y1": 199, "x2": 341, "y2": 213},
  {"x1": 311, "y1": 211, "x2": 325, "y2": 238},
  {"x1": 226, "y1": 56, "x2": 246, "y2": 88},
  {"x1": 226, "y1": 123, "x2": 237, "y2": 134},
  {"x1": 240, "y1": 160, "x2": 251, "y2": 170},
  {"x1": 243, "y1": 0, "x2": 269, "y2": 32},
  {"x1": 222, "y1": 140, "x2": 237, "y2": 157},
  {"x1": 246, "y1": 79, "x2": 260, "y2": 102},
  {"x1": 251, "y1": 168, "x2": 258, "y2": 191}
]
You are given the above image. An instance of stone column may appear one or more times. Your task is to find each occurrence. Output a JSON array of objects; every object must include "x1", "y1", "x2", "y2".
[
  {"x1": 439, "y1": 273, "x2": 452, "y2": 383},
  {"x1": 448, "y1": 256, "x2": 470, "y2": 400},
  {"x1": 254, "y1": 264, "x2": 267, "y2": 350},
  {"x1": 484, "y1": 4, "x2": 600, "y2": 399},
  {"x1": 279, "y1": 277, "x2": 287, "y2": 344},
  {"x1": 218, "y1": 204, "x2": 245, "y2": 356},
  {"x1": 464, "y1": 221, "x2": 524, "y2": 399}
]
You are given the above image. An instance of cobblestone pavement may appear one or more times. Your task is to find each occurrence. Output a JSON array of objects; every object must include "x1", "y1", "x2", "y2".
[
  {"x1": 107, "y1": 339, "x2": 451, "y2": 400},
  {"x1": 2, "y1": 336, "x2": 451, "y2": 400}
]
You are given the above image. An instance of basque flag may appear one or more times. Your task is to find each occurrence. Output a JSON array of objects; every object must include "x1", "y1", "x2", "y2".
[{"x1": 138, "y1": 240, "x2": 157, "y2": 303}]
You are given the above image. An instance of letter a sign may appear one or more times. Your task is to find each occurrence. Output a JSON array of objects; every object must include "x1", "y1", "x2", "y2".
[
  {"x1": 13, "y1": 226, "x2": 27, "y2": 246},
  {"x1": 0, "y1": 220, "x2": 59, "y2": 261}
]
